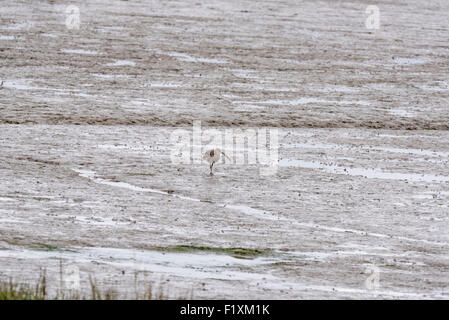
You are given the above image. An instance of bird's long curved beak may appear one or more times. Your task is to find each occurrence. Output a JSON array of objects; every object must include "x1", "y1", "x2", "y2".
[{"x1": 220, "y1": 151, "x2": 232, "y2": 162}]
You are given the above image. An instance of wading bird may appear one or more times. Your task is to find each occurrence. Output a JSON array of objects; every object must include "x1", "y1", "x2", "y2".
[{"x1": 203, "y1": 148, "x2": 230, "y2": 175}]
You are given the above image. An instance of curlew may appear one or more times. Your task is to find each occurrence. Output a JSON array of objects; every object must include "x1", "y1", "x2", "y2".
[{"x1": 203, "y1": 148, "x2": 230, "y2": 175}]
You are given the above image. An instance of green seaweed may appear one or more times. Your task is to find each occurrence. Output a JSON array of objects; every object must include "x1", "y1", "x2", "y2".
[{"x1": 157, "y1": 245, "x2": 268, "y2": 258}]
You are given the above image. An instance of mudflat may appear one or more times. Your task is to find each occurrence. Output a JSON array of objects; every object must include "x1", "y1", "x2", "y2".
[{"x1": 0, "y1": 0, "x2": 448, "y2": 299}]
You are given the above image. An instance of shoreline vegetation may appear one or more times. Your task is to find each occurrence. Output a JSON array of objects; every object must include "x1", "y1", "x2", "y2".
[{"x1": 0, "y1": 269, "x2": 191, "y2": 300}]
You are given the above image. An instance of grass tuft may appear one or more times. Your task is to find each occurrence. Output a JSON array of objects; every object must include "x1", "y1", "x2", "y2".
[{"x1": 0, "y1": 270, "x2": 189, "y2": 300}]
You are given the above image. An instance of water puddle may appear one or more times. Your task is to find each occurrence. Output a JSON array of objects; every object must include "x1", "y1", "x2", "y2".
[
  {"x1": 0, "y1": 196, "x2": 18, "y2": 202},
  {"x1": 289, "y1": 282, "x2": 445, "y2": 299},
  {"x1": 147, "y1": 82, "x2": 185, "y2": 88},
  {"x1": 234, "y1": 98, "x2": 371, "y2": 106},
  {"x1": 231, "y1": 83, "x2": 299, "y2": 92},
  {"x1": 91, "y1": 73, "x2": 129, "y2": 79},
  {"x1": 394, "y1": 57, "x2": 429, "y2": 65},
  {"x1": 231, "y1": 69, "x2": 259, "y2": 79},
  {"x1": 40, "y1": 33, "x2": 58, "y2": 38},
  {"x1": 388, "y1": 109, "x2": 416, "y2": 117},
  {"x1": 419, "y1": 81, "x2": 449, "y2": 92},
  {"x1": 158, "y1": 51, "x2": 228, "y2": 64},
  {"x1": 2, "y1": 79, "x2": 69, "y2": 92},
  {"x1": 0, "y1": 23, "x2": 31, "y2": 30},
  {"x1": 61, "y1": 49, "x2": 99, "y2": 55},
  {"x1": 105, "y1": 60, "x2": 136, "y2": 67},
  {"x1": 279, "y1": 159, "x2": 449, "y2": 183}
]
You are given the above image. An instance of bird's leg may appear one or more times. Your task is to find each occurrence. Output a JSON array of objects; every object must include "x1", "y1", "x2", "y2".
[{"x1": 209, "y1": 162, "x2": 214, "y2": 175}]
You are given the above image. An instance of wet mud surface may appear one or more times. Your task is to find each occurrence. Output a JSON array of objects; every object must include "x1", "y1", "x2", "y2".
[{"x1": 1, "y1": 0, "x2": 448, "y2": 299}]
